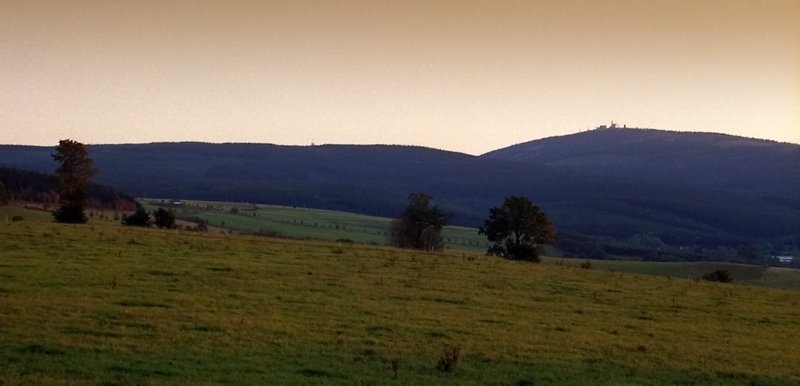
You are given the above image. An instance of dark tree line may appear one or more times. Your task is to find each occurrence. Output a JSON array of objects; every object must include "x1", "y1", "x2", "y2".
[
  {"x1": 0, "y1": 167, "x2": 60, "y2": 204},
  {"x1": 1, "y1": 166, "x2": 135, "y2": 211}
]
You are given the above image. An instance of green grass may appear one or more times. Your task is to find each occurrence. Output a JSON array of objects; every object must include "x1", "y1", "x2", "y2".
[
  {"x1": 1, "y1": 216, "x2": 800, "y2": 384},
  {"x1": 142, "y1": 199, "x2": 489, "y2": 252},
  {"x1": 6, "y1": 204, "x2": 798, "y2": 289},
  {"x1": 0, "y1": 205, "x2": 56, "y2": 223},
  {"x1": 569, "y1": 259, "x2": 800, "y2": 290},
  {"x1": 0, "y1": 205, "x2": 123, "y2": 225}
]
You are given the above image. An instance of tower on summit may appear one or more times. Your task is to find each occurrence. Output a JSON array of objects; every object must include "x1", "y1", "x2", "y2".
[{"x1": 596, "y1": 121, "x2": 627, "y2": 130}]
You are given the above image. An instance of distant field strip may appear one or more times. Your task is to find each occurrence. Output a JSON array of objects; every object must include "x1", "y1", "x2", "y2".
[{"x1": 142, "y1": 199, "x2": 489, "y2": 252}]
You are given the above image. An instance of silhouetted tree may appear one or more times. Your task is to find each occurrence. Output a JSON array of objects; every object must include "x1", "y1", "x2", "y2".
[
  {"x1": 153, "y1": 208, "x2": 176, "y2": 229},
  {"x1": 52, "y1": 139, "x2": 97, "y2": 223},
  {"x1": 389, "y1": 193, "x2": 447, "y2": 251},
  {"x1": 480, "y1": 196, "x2": 556, "y2": 262},
  {"x1": 122, "y1": 205, "x2": 151, "y2": 227}
]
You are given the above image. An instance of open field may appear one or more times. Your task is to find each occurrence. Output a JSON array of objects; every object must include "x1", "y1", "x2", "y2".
[
  {"x1": 0, "y1": 205, "x2": 58, "y2": 223},
  {"x1": 5, "y1": 205, "x2": 798, "y2": 289},
  {"x1": 141, "y1": 199, "x2": 489, "y2": 253},
  {"x1": 1, "y1": 214, "x2": 800, "y2": 384},
  {"x1": 580, "y1": 259, "x2": 800, "y2": 291}
]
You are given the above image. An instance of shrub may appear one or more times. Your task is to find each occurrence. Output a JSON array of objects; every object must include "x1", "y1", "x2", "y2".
[
  {"x1": 390, "y1": 358, "x2": 399, "y2": 379},
  {"x1": 702, "y1": 270, "x2": 733, "y2": 283},
  {"x1": 153, "y1": 208, "x2": 176, "y2": 229},
  {"x1": 122, "y1": 206, "x2": 151, "y2": 227},
  {"x1": 53, "y1": 205, "x2": 88, "y2": 224},
  {"x1": 436, "y1": 345, "x2": 460, "y2": 372}
]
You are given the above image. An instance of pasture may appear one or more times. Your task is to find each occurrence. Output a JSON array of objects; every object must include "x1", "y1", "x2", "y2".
[
  {"x1": 583, "y1": 259, "x2": 800, "y2": 291},
  {"x1": 1, "y1": 212, "x2": 799, "y2": 384},
  {"x1": 141, "y1": 199, "x2": 489, "y2": 252}
]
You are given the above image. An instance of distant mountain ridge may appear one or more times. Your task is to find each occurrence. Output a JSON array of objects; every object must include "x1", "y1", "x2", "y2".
[
  {"x1": 1, "y1": 128, "x2": 798, "y2": 256},
  {"x1": 483, "y1": 127, "x2": 800, "y2": 197}
]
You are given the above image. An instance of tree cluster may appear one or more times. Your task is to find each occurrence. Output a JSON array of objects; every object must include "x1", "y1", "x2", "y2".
[
  {"x1": 388, "y1": 193, "x2": 448, "y2": 251},
  {"x1": 388, "y1": 193, "x2": 557, "y2": 261},
  {"x1": 122, "y1": 206, "x2": 176, "y2": 229}
]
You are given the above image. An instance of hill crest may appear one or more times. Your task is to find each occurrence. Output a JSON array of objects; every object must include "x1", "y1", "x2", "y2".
[{"x1": 1, "y1": 128, "x2": 798, "y2": 257}]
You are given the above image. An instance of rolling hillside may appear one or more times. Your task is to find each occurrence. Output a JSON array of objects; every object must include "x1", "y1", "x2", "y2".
[
  {"x1": 1, "y1": 128, "x2": 798, "y2": 258},
  {"x1": 482, "y1": 127, "x2": 800, "y2": 198},
  {"x1": 1, "y1": 216, "x2": 799, "y2": 384},
  {"x1": 139, "y1": 199, "x2": 489, "y2": 253}
]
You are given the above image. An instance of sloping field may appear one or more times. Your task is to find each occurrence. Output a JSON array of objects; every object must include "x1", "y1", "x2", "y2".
[
  {"x1": 583, "y1": 259, "x2": 800, "y2": 290},
  {"x1": 0, "y1": 205, "x2": 56, "y2": 223},
  {"x1": 142, "y1": 199, "x2": 489, "y2": 252},
  {"x1": 1, "y1": 219, "x2": 799, "y2": 385}
]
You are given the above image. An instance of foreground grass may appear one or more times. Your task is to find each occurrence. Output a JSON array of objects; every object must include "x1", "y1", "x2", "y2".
[
  {"x1": 1, "y1": 220, "x2": 800, "y2": 385},
  {"x1": 553, "y1": 258, "x2": 800, "y2": 291}
]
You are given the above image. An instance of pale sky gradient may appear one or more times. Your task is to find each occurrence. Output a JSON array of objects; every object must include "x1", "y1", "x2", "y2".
[{"x1": 1, "y1": 0, "x2": 798, "y2": 154}]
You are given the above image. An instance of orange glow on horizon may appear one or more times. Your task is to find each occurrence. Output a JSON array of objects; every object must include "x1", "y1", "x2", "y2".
[{"x1": 1, "y1": 0, "x2": 798, "y2": 154}]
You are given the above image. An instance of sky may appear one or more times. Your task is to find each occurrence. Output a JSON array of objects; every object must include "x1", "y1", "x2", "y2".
[{"x1": 1, "y1": 0, "x2": 798, "y2": 155}]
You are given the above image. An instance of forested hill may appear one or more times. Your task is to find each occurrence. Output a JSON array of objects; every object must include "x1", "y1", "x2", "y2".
[
  {"x1": 482, "y1": 127, "x2": 800, "y2": 198},
  {"x1": 0, "y1": 143, "x2": 579, "y2": 223},
  {"x1": 1, "y1": 130, "x2": 798, "y2": 256}
]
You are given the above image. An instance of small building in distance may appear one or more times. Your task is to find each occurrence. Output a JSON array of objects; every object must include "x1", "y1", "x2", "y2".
[
  {"x1": 774, "y1": 255, "x2": 794, "y2": 264},
  {"x1": 596, "y1": 121, "x2": 627, "y2": 130}
]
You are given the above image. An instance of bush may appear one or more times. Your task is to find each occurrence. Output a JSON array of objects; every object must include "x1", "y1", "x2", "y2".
[
  {"x1": 53, "y1": 205, "x2": 88, "y2": 224},
  {"x1": 122, "y1": 206, "x2": 151, "y2": 227},
  {"x1": 702, "y1": 270, "x2": 732, "y2": 283},
  {"x1": 153, "y1": 208, "x2": 176, "y2": 229},
  {"x1": 436, "y1": 345, "x2": 460, "y2": 372}
]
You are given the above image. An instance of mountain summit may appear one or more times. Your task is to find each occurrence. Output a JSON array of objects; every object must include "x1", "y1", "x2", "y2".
[{"x1": 483, "y1": 126, "x2": 800, "y2": 197}]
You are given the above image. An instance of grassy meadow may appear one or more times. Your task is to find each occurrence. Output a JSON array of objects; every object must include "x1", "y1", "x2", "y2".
[
  {"x1": 141, "y1": 199, "x2": 489, "y2": 252},
  {"x1": 1, "y1": 207, "x2": 800, "y2": 385},
  {"x1": 582, "y1": 259, "x2": 800, "y2": 291},
  {"x1": 144, "y1": 200, "x2": 800, "y2": 290}
]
